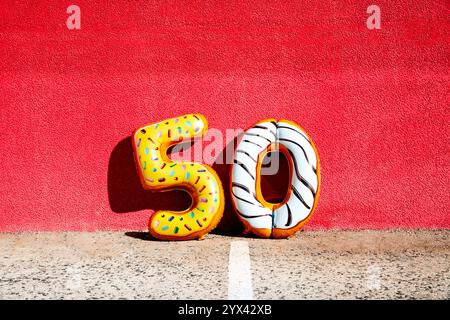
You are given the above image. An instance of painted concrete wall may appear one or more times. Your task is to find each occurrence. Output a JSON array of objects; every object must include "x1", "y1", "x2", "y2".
[{"x1": 0, "y1": 1, "x2": 448, "y2": 231}]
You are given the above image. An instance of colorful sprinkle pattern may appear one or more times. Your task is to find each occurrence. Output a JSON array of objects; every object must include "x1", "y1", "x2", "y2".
[{"x1": 133, "y1": 114, "x2": 223, "y2": 238}]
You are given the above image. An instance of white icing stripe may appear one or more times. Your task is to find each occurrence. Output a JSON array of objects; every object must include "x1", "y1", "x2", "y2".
[
  {"x1": 234, "y1": 201, "x2": 272, "y2": 229},
  {"x1": 291, "y1": 176, "x2": 315, "y2": 208},
  {"x1": 280, "y1": 140, "x2": 318, "y2": 191},
  {"x1": 234, "y1": 151, "x2": 258, "y2": 175},
  {"x1": 231, "y1": 184, "x2": 261, "y2": 207},
  {"x1": 273, "y1": 205, "x2": 288, "y2": 228},
  {"x1": 242, "y1": 134, "x2": 272, "y2": 150},
  {"x1": 233, "y1": 159, "x2": 256, "y2": 181},
  {"x1": 274, "y1": 195, "x2": 310, "y2": 228},
  {"x1": 276, "y1": 121, "x2": 311, "y2": 145},
  {"x1": 277, "y1": 121, "x2": 318, "y2": 167},
  {"x1": 235, "y1": 143, "x2": 265, "y2": 160},
  {"x1": 246, "y1": 127, "x2": 276, "y2": 142}
]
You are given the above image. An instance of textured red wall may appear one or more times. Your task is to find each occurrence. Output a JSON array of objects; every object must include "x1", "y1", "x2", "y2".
[{"x1": 0, "y1": 1, "x2": 448, "y2": 231}]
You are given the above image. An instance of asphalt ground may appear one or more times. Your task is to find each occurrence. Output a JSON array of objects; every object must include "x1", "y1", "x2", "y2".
[{"x1": 0, "y1": 230, "x2": 448, "y2": 299}]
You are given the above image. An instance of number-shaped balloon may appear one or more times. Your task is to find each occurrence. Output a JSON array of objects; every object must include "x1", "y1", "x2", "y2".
[
  {"x1": 231, "y1": 119, "x2": 320, "y2": 238},
  {"x1": 132, "y1": 114, "x2": 225, "y2": 240}
]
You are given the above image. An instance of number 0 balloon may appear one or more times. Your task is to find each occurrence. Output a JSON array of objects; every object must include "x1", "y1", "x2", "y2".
[{"x1": 230, "y1": 119, "x2": 320, "y2": 239}]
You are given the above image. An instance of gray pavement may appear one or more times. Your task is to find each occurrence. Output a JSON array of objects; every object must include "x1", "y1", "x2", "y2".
[{"x1": 0, "y1": 230, "x2": 448, "y2": 299}]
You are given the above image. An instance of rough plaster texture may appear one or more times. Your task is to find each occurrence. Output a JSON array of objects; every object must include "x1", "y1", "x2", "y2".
[{"x1": 0, "y1": 1, "x2": 448, "y2": 231}]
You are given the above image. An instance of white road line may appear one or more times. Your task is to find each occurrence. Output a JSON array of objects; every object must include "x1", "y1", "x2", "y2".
[{"x1": 228, "y1": 240, "x2": 254, "y2": 300}]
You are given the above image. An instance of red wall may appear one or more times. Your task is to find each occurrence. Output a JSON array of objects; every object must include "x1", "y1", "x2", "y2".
[{"x1": 0, "y1": 1, "x2": 448, "y2": 231}]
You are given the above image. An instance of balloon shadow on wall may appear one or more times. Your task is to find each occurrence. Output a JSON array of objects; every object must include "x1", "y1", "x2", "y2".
[
  {"x1": 210, "y1": 135, "x2": 246, "y2": 236},
  {"x1": 108, "y1": 136, "x2": 191, "y2": 240},
  {"x1": 107, "y1": 136, "x2": 245, "y2": 239}
]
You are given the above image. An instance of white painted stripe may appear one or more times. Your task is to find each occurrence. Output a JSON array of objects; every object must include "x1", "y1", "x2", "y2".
[{"x1": 228, "y1": 241, "x2": 254, "y2": 300}]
